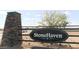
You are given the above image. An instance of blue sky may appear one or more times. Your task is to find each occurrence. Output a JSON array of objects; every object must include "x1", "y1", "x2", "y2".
[{"x1": 0, "y1": 10, "x2": 79, "y2": 28}]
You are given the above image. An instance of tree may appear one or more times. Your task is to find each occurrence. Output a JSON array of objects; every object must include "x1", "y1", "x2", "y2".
[
  {"x1": 39, "y1": 11, "x2": 69, "y2": 27},
  {"x1": 38, "y1": 11, "x2": 70, "y2": 48}
]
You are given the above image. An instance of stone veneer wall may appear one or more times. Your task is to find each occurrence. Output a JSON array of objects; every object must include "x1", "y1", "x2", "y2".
[{"x1": 1, "y1": 12, "x2": 22, "y2": 48}]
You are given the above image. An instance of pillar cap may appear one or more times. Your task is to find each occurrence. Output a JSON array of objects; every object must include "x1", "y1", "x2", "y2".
[{"x1": 7, "y1": 12, "x2": 21, "y2": 15}]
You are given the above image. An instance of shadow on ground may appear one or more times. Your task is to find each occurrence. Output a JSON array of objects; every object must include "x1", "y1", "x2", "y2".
[{"x1": 31, "y1": 46, "x2": 53, "y2": 49}]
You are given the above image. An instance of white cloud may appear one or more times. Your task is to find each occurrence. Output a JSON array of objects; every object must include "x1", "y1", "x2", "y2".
[{"x1": 64, "y1": 11, "x2": 71, "y2": 15}]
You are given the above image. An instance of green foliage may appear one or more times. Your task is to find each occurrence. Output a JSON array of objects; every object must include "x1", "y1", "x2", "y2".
[{"x1": 39, "y1": 11, "x2": 69, "y2": 27}]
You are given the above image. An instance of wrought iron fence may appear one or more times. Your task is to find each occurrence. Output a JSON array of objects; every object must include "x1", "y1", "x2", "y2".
[{"x1": 19, "y1": 25, "x2": 79, "y2": 44}]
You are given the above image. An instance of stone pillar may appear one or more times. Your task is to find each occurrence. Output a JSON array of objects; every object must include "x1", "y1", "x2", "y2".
[{"x1": 1, "y1": 12, "x2": 22, "y2": 48}]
